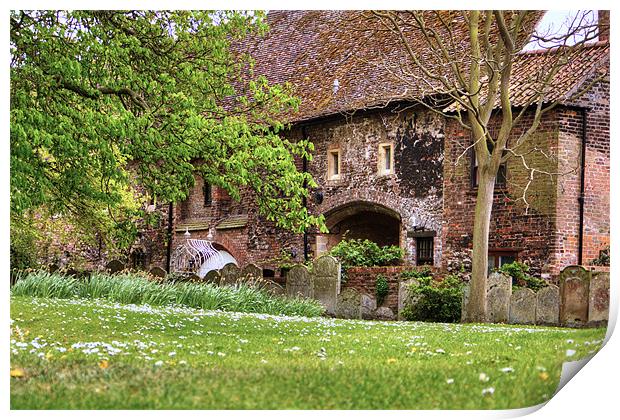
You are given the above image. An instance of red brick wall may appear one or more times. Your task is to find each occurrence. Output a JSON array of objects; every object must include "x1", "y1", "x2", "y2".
[
  {"x1": 345, "y1": 266, "x2": 442, "y2": 312},
  {"x1": 442, "y1": 110, "x2": 561, "y2": 279}
]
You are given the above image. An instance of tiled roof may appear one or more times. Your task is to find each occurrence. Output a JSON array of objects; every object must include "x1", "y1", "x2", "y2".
[
  {"x1": 215, "y1": 214, "x2": 248, "y2": 230},
  {"x1": 242, "y1": 11, "x2": 608, "y2": 122}
]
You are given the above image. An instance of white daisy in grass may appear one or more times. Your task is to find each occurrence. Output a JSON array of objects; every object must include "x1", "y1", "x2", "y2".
[
  {"x1": 482, "y1": 387, "x2": 495, "y2": 396},
  {"x1": 479, "y1": 373, "x2": 490, "y2": 382}
]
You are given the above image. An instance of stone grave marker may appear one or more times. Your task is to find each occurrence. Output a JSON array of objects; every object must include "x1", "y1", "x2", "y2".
[
  {"x1": 486, "y1": 272, "x2": 512, "y2": 323},
  {"x1": 149, "y1": 266, "x2": 167, "y2": 278},
  {"x1": 336, "y1": 288, "x2": 362, "y2": 319},
  {"x1": 536, "y1": 285, "x2": 560, "y2": 326},
  {"x1": 559, "y1": 265, "x2": 590, "y2": 327},
  {"x1": 509, "y1": 288, "x2": 537, "y2": 325},
  {"x1": 398, "y1": 279, "x2": 419, "y2": 320},
  {"x1": 461, "y1": 284, "x2": 470, "y2": 322},
  {"x1": 261, "y1": 280, "x2": 285, "y2": 296},
  {"x1": 286, "y1": 264, "x2": 313, "y2": 299},
  {"x1": 361, "y1": 293, "x2": 377, "y2": 320},
  {"x1": 375, "y1": 306, "x2": 395, "y2": 321},
  {"x1": 203, "y1": 270, "x2": 221, "y2": 285},
  {"x1": 588, "y1": 271, "x2": 610, "y2": 326},
  {"x1": 241, "y1": 263, "x2": 263, "y2": 284},
  {"x1": 106, "y1": 259, "x2": 125, "y2": 274},
  {"x1": 186, "y1": 273, "x2": 201, "y2": 282},
  {"x1": 220, "y1": 263, "x2": 241, "y2": 286},
  {"x1": 312, "y1": 255, "x2": 340, "y2": 315}
]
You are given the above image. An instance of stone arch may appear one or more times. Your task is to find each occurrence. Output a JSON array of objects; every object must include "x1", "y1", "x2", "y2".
[{"x1": 316, "y1": 196, "x2": 405, "y2": 255}]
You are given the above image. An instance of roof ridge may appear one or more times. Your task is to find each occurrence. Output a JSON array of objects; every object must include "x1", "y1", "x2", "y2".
[{"x1": 519, "y1": 40, "x2": 609, "y2": 56}]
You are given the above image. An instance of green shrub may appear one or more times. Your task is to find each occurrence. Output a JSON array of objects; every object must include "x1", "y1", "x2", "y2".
[
  {"x1": 375, "y1": 275, "x2": 389, "y2": 305},
  {"x1": 498, "y1": 261, "x2": 546, "y2": 292},
  {"x1": 329, "y1": 239, "x2": 403, "y2": 280},
  {"x1": 591, "y1": 246, "x2": 610, "y2": 266},
  {"x1": 401, "y1": 274, "x2": 464, "y2": 323},
  {"x1": 11, "y1": 270, "x2": 324, "y2": 317}
]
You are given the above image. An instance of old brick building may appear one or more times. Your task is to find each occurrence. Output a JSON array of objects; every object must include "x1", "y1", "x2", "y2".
[{"x1": 143, "y1": 11, "x2": 609, "y2": 281}]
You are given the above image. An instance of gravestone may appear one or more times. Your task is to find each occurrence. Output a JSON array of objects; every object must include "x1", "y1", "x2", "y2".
[
  {"x1": 312, "y1": 255, "x2": 340, "y2": 315},
  {"x1": 336, "y1": 288, "x2": 362, "y2": 319},
  {"x1": 240, "y1": 264, "x2": 263, "y2": 283},
  {"x1": 588, "y1": 271, "x2": 610, "y2": 326},
  {"x1": 486, "y1": 272, "x2": 512, "y2": 323},
  {"x1": 203, "y1": 270, "x2": 221, "y2": 285},
  {"x1": 398, "y1": 279, "x2": 420, "y2": 320},
  {"x1": 261, "y1": 280, "x2": 285, "y2": 296},
  {"x1": 106, "y1": 259, "x2": 125, "y2": 274},
  {"x1": 186, "y1": 273, "x2": 201, "y2": 283},
  {"x1": 361, "y1": 293, "x2": 377, "y2": 320},
  {"x1": 536, "y1": 285, "x2": 560, "y2": 326},
  {"x1": 286, "y1": 265, "x2": 313, "y2": 299},
  {"x1": 461, "y1": 284, "x2": 471, "y2": 322},
  {"x1": 375, "y1": 306, "x2": 395, "y2": 321},
  {"x1": 220, "y1": 263, "x2": 241, "y2": 286},
  {"x1": 509, "y1": 288, "x2": 536, "y2": 325},
  {"x1": 559, "y1": 266, "x2": 590, "y2": 327},
  {"x1": 149, "y1": 266, "x2": 167, "y2": 278}
]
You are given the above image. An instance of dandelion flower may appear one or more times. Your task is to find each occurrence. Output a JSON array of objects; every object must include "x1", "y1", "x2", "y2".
[
  {"x1": 539, "y1": 372, "x2": 549, "y2": 381},
  {"x1": 387, "y1": 358, "x2": 397, "y2": 364},
  {"x1": 98, "y1": 360, "x2": 109, "y2": 369}
]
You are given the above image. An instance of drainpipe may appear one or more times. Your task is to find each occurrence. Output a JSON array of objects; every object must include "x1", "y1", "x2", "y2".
[
  {"x1": 301, "y1": 125, "x2": 310, "y2": 262},
  {"x1": 577, "y1": 109, "x2": 587, "y2": 265},
  {"x1": 166, "y1": 202, "x2": 174, "y2": 272}
]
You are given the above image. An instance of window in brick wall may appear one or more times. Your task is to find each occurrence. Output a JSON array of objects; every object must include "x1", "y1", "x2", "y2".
[
  {"x1": 327, "y1": 148, "x2": 341, "y2": 180},
  {"x1": 487, "y1": 250, "x2": 517, "y2": 274},
  {"x1": 203, "y1": 182, "x2": 212, "y2": 206},
  {"x1": 416, "y1": 237, "x2": 434, "y2": 266},
  {"x1": 471, "y1": 140, "x2": 507, "y2": 188},
  {"x1": 378, "y1": 142, "x2": 394, "y2": 175}
]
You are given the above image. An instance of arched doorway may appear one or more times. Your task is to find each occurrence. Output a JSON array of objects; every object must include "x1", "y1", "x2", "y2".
[{"x1": 317, "y1": 201, "x2": 402, "y2": 254}]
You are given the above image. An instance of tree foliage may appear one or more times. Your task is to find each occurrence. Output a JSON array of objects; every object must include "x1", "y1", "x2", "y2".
[{"x1": 10, "y1": 10, "x2": 324, "y2": 255}]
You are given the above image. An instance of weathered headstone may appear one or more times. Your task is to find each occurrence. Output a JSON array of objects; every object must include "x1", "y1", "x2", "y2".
[
  {"x1": 261, "y1": 280, "x2": 285, "y2": 296},
  {"x1": 312, "y1": 255, "x2": 340, "y2": 315},
  {"x1": 486, "y1": 272, "x2": 512, "y2": 323},
  {"x1": 106, "y1": 259, "x2": 125, "y2": 274},
  {"x1": 559, "y1": 265, "x2": 590, "y2": 327},
  {"x1": 398, "y1": 279, "x2": 420, "y2": 320},
  {"x1": 588, "y1": 271, "x2": 610, "y2": 326},
  {"x1": 509, "y1": 288, "x2": 536, "y2": 325},
  {"x1": 336, "y1": 288, "x2": 362, "y2": 319},
  {"x1": 186, "y1": 273, "x2": 201, "y2": 282},
  {"x1": 240, "y1": 263, "x2": 263, "y2": 283},
  {"x1": 536, "y1": 285, "x2": 560, "y2": 326},
  {"x1": 361, "y1": 293, "x2": 377, "y2": 320},
  {"x1": 149, "y1": 266, "x2": 167, "y2": 278},
  {"x1": 286, "y1": 265, "x2": 313, "y2": 299},
  {"x1": 461, "y1": 284, "x2": 470, "y2": 322},
  {"x1": 375, "y1": 306, "x2": 396, "y2": 321},
  {"x1": 203, "y1": 270, "x2": 221, "y2": 285},
  {"x1": 220, "y1": 263, "x2": 241, "y2": 286}
]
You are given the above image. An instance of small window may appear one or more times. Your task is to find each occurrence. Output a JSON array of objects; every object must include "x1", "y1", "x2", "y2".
[
  {"x1": 416, "y1": 237, "x2": 434, "y2": 266},
  {"x1": 328, "y1": 148, "x2": 341, "y2": 180},
  {"x1": 472, "y1": 141, "x2": 506, "y2": 187},
  {"x1": 378, "y1": 143, "x2": 394, "y2": 175},
  {"x1": 203, "y1": 182, "x2": 212, "y2": 206},
  {"x1": 488, "y1": 251, "x2": 517, "y2": 274}
]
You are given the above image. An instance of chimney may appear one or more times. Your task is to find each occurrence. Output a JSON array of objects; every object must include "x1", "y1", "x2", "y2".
[{"x1": 598, "y1": 10, "x2": 610, "y2": 43}]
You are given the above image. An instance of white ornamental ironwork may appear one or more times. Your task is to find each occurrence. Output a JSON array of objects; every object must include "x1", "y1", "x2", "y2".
[{"x1": 170, "y1": 229, "x2": 223, "y2": 274}]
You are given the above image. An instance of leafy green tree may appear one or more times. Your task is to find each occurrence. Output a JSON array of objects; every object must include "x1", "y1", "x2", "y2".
[{"x1": 11, "y1": 10, "x2": 324, "y2": 259}]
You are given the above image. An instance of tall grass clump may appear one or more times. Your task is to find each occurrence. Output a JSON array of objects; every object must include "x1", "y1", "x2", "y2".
[{"x1": 11, "y1": 270, "x2": 324, "y2": 317}]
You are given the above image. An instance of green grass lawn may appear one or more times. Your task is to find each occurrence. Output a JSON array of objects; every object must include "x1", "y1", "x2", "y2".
[{"x1": 10, "y1": 296, "x2": 606, "y2": 409}]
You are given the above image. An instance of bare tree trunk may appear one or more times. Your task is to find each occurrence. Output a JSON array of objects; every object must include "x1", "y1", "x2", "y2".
[{"x1": 464, "y1": 170, "x2": 496, "y2": 322}]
